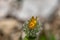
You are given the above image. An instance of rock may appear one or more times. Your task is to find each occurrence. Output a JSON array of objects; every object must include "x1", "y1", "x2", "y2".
[{"x1": 0, "y1": 18, "x2": 22, "y2": 40}]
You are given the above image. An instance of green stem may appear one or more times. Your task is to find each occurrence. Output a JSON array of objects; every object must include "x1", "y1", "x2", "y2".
[
  {"x1": 28, "y1": 36, "x2": 36, "y2": 40},
  {"x1": 24, "y1": 36, "x2": 36, "y2": 40}
]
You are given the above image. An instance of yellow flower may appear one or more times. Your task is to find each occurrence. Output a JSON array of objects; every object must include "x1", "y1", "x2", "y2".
[{"x1": 29, "y1": 16, "x2": 37, "y2": 29}]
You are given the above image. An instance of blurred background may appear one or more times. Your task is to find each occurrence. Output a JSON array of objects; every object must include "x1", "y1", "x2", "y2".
[{"x1": 0, "y1": 0, "x2": 60, "y2": 40}]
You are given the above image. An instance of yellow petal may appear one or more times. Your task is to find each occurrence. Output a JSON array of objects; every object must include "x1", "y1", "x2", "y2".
[{"x1": 28, "y1": 16, "x2": 37, "y2": 29}]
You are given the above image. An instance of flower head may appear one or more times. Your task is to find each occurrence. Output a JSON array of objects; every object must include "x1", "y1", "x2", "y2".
[{"x1": 23, "y1": 16, "x2": 42, "y2": 37}]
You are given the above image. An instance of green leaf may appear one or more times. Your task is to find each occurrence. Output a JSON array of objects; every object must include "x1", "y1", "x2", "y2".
[{"x1": 49, "y1": 33, "x2": 56, "y2": 40}]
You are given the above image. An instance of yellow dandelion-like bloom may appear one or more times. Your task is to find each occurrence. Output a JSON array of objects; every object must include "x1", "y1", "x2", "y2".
[{"x1": 29, "y1": 16, "x2": 37, "y2": 29}]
